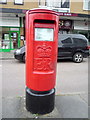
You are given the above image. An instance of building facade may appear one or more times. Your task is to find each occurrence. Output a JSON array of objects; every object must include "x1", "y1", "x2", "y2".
[
  {"x1": 0, "y1": 0, "x2": 90, "y2": 52},
  {"x1": 39, "y1": 0, "x2": 90, "y2": 40},
  {"x1": 0, "y1": 0, "x2": 38, "y2": 52}
]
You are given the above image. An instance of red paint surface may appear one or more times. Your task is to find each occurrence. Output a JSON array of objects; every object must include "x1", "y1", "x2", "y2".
[{"x1": 26, "y1": 9, "x2": 59, "y2": 91}]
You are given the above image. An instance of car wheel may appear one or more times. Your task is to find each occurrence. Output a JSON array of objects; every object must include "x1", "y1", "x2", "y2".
[
  {"x1": 22, "y1": 54, "x2": 25, "y2": 63},
  {"x1": 73, "y1": 52, "x2": 83, "y2": 63}
]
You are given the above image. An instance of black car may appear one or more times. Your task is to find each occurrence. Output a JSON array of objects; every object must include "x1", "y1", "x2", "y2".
[
  {"x1": 58, "y1": 34, "x2": 90, "y2": 63},
  {"x1": 14, "y1": 34, "x2": 90, "y2": 63},
  {"x1": 14, "y1": 45, "x2": 25, "y2": 62}
]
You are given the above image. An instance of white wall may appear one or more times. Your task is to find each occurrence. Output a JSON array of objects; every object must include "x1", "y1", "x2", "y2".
[
  {"x1": 0, "y1": 17, "x2": 20, "y2": 27},
  {"x1": 74, "y1": 20, "x2": 90, "y2": 30}
]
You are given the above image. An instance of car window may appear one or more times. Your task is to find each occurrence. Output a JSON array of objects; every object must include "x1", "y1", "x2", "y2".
[
  {"x1": 61, "y1": 37, "x2": 72, "y2": 44},
  {"x1": 73, "y1": 38, "x2": 87, "y2": 45}
]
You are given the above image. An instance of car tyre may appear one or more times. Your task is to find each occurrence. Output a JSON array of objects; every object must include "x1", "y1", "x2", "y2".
[
  {"x1": 22, "y1": 54, "x2": 25, "y2": 63},
  {"x1": 73, "y1": 52, "x2": 83, "y2": 63}
]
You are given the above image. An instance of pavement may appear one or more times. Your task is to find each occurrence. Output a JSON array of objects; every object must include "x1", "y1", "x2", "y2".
[
  {"x1": 0, "y1": 50, "x2": 14, "y2": 59},
  {"x1": 2, "y1": 94, "x2": 88, "y2": 118},
  {"x1": 0, "y1": 51, "x2": 89, "y2": 119}
]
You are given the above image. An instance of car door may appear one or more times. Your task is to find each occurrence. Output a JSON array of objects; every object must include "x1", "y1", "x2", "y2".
[{"x1": 58, "y1": 35, "x2": 73, "y2": 58}]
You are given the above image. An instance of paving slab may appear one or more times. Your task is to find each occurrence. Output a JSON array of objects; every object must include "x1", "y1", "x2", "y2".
[
  {"x1": 88, "y1": 94, "x2": 90, "y2": 106},
  {"x1": 79, "y1": 93, "x2": 88, "y2": 103},
  {"x1": 2, "y1": 95, "x2": 88, "y2": 119},
  {"x1": 0, "y1": 51, "x2": 14, "y2": 59},
  {"x1": 55, "y1": 95, "x2": 88, "y2": 118},
  {"x1": 88, "y1": 106, "x2": 90, "y2": 119}
]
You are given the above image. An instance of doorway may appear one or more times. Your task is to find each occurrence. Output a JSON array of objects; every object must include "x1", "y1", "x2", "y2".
[
  {"x1": 10, "y1": 31, "x2": 19, "y2": 49},
  {"x1": 1, "y1": 27, "x2": 20, "y2": 52}
]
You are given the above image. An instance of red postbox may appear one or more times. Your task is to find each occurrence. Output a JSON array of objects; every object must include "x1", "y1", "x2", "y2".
[{"x1": 26, "y1": 9, "x2": 59, "y2": 114}]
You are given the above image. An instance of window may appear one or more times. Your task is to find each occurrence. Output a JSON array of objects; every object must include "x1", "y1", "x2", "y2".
[
  {"x1": 14, "y1": 0, "x2": 23, "y2": 5},
  {"x1": 46, "y1": 0, "x2": 70, "y2": 8},
  {"x1": 0, "y1": 0, "x2": 7, "y2": 4},
  {"x1": 39, "y1": 0, "x2": 46, "y2": 6},
  {"x1": 73, "y1": 38, "x2": 87, "y2": 46},
  {"x1": 1, "y1": 28, "x2": 10, "y2": 49},
  {"x1": 83, "y1": 0, "x2": 90, "y2": 10},
  {"x1": 61, "y1": 0, "x2": 69, "y2": 8},
  {"x1": 61, "y1": 37, "x2": 72, "y2": 44}
]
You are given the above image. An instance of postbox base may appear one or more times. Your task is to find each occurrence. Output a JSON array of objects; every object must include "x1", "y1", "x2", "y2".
[{"x1": 26, "y1": 87, "x2": 55, "y2": 115}]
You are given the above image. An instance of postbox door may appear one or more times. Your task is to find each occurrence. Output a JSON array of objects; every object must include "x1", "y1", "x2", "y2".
[
  {"x1": 33, "y1": 22, "x2": 55, "y2": 72},
  {"x1": 26, "y1": 12, "x2": 59, "y2": 91}
]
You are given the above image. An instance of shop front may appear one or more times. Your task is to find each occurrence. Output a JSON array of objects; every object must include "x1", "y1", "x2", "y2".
[
  {"x1": 73, "y1": 20, "x2": 90, "y2": 42},
  {"x1": 0, "y1": 27, "x2": 20, "y2": 52},
  {"x1": 0, "y1": 16, "x2": 21, "y2": 52},
  {"x1": 59, "y1": 19, "x2": 73, "y2": 34}
]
